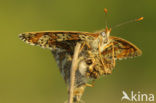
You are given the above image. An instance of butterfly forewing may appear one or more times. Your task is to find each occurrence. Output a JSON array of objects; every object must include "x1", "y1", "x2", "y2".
[
  {"x1": 102, "y1": 36, "x2": 142, "y2": 60},
  {"x1": 19, "y1": 31, "x2": 98, "y2": 51}
]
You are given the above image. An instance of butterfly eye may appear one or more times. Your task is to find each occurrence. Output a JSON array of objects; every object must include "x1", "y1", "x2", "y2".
[{"x1": 101, "y1": 32, "x2": 106, "y2": 37}]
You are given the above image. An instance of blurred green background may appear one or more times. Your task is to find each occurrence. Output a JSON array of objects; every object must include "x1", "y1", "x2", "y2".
[{"x1": 0, "y1": 0, "x2": 156, "y2": 103}]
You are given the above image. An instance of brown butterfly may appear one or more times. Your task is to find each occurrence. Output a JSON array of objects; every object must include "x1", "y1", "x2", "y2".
[
  {"x1": 18, "y1": 27, "x2": 142, "y2": 102},
  {"x1": 19, "y1": 8, "x2": 143, "y2": 103}
]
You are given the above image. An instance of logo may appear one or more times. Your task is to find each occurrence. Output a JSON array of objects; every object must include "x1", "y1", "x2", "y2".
[{"x1": 121, "y1": 91, "x2": 154, "y2": 102}]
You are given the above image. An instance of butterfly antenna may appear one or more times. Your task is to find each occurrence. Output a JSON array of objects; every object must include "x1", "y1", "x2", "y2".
[
  {"x1": 104, "y1": 8, "x2": 108, "y2": 28},
  {"x1": 113, "y1": 17, "x2": 144, "y2": 28}
]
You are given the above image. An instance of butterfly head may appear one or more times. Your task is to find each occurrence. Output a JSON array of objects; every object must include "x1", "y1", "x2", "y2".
[
  {"x1": 99, "y1": 26, "x2": 111, "y2": 44},
  {"x1": 92, "y1": 26, "x2": 111, "y2": 52}
]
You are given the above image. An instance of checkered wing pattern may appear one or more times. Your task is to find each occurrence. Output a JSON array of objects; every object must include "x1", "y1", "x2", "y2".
[
  {"x1": 19, "y1": 31, "x2": 98, "y2": 52},
  {"x1": 102, "y1": 36, "x2": 142, "y2": 60}
]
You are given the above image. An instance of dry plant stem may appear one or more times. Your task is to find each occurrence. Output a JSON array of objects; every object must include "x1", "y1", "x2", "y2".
[{"x1": 68, "y1": 43, "x2": 81, "y2": 103}]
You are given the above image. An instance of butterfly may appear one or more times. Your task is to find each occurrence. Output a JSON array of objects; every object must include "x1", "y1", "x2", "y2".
[
  {"x1": 19, "y1": 27, "x2": 142, "y2": 102},
  {"x1": 19, "y1": 8, "x2": 143, "y2": 103}
]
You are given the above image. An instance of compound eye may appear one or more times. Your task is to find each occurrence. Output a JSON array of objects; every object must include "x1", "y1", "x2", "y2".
[
  {"x1": 86, "y1": 59, "x2": 93, "y2": 65},
  {"x1": 101, "y1": 32, "x2": 106, "y2": 37}
]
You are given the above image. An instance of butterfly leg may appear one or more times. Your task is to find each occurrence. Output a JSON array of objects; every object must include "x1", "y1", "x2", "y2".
[
  {"x1": 111, "y1": 43, "x2": 115, "y2": 67},
  {"x1": 79, "y1": 42, "x2": 91, "y2": 53},
  {"x1": 98, "y1": 43, "x2": 107, "y2": 73},
  {"x1": 103, "y1": 43, "x2": 116, "y2": 67},
  {"x1": 85, "y1": 83, "x2": 94, "y2": 87},
  {"x1": 85, "y1": 80, "x2": 95, "y2": 87}
]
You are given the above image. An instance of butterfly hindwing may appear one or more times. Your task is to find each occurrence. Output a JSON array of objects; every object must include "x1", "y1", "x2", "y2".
[{"x1": 102, "y1": 36, "x2": 142, "y2": 60}]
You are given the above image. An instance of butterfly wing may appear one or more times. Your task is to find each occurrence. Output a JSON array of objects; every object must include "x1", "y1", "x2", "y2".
[
  {"x1": 102, "y1": 36, "x2": 142, "y2": 60},
  {"x1": 19, "y1": 31, "x2": 97, "y2": 51}
]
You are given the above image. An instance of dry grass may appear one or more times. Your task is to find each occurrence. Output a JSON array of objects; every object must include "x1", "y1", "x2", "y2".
[{"x1": 68, "y1": 43, "x2": 81, "y2": 103}]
